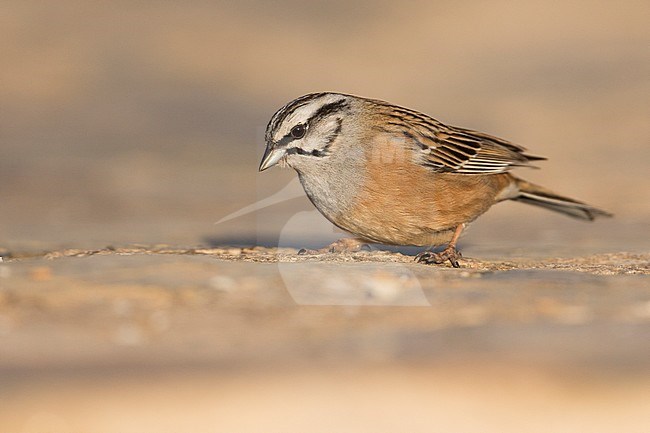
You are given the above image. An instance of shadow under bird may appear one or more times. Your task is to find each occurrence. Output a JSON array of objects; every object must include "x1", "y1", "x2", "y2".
[{"x1": 259, "y1": 92, "x2": 612, "y2": 267}]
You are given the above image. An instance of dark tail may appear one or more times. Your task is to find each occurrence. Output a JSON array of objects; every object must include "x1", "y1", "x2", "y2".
[{"x1": 512, "y1": 179, "x2": 612, "y2": 221}]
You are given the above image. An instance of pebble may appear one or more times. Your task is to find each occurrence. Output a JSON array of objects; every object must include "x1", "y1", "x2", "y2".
[
  {"x1": 456, "y1": 305, "x2": 489, "y2": 326},
  {"x1": 29, "y1": 266, "x2": 52, "y2": 282},
  {"x1": 149, "y1": 310, "x2": 170, "y2": 332},
  {"x1": 114, "y1": 324, "x2": 145, "y2": 346},
  {"x1": 112, "y1": 299, "x2": 133, "y2": 317},
  {"x1": 209, "y1": 275, "x2": 237, "y2": 292},
  {"x1": 0, "y1": 314, "x2": 12, "y2": 335},
  {"x1": 363, "y1": 273, "x2": 401, "y2": 302},
  {"x1": 556, "y1": 305, "x2": 593, "y2": 325},
  {"x1": 631, "y1": 300, "x2": 650, "y2": 319}
]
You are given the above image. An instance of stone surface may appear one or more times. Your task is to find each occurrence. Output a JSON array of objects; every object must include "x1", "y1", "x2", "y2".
[{"x1": 1, "y1": 248, "x2": 650, "y2": 432}]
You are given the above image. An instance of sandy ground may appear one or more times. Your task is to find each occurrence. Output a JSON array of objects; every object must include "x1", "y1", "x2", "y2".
[{"x1": 1, "y1": 247, "x2": 650, "y2": 432}]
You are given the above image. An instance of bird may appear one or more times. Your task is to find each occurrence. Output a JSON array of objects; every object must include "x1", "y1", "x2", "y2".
[{"x1": 259, "y1": 92, "x2": 612, "y2": 267}]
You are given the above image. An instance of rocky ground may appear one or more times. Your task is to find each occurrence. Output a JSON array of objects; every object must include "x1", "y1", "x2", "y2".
[{"x1": 1, "y1": 246, "x2": 649, "y2": 433}]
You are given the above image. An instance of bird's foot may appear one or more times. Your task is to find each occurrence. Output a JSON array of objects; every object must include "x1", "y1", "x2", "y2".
[
  {"x1": 415, "y1": 246, "x2": 462, "y2": 268},
  {"x1": 298, "y1": 238, "x2": 369, "y2": 255}
]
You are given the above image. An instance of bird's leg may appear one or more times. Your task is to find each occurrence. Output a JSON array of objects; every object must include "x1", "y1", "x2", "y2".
[
  {"x1": 298, "y1": 238, "x2": 369, "y2": 255},
  {"x1": 415, "y1": 224, "x2": 465, "y2": 268}
]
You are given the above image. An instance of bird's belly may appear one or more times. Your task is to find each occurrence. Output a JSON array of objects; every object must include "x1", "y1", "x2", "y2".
[
  {"x1": 338, "y1": 172, "x2": 509, "y2": 247},
  {"x1": 335, "y1": 213, "x2": 457, "y2": 246},
  {"x1": 297, "y1": 160, "x2": 510, "y2": 247},
  {"x1": 334, "y1": 197, "x2": 457, "y2": 246}
]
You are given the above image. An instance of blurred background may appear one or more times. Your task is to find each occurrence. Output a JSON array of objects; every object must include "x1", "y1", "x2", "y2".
[
  {"x1": 1, "y1": 0, "x2": 649, "y2": 253},
  {"x1": 2, "y1": 2, "x2": 650, "y2": 432}
]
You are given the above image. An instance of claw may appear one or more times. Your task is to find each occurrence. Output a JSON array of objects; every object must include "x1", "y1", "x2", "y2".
[{"x1": 415, "y1": 247, "x2": 462, "y2": 268}]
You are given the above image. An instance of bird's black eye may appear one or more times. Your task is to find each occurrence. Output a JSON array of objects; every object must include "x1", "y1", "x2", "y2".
[{"x1": 290, "y1": 124, "x2": 306, "y2": 139}]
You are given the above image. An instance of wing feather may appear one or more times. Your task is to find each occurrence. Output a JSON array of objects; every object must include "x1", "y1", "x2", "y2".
[{"x1": 374, "y1": 103, "x2": 546, "y2": 174}]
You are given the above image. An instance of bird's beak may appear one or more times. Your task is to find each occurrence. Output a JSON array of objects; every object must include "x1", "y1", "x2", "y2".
[{"x1": 259, "y1": 145, "x2": 285, "y2": 172}]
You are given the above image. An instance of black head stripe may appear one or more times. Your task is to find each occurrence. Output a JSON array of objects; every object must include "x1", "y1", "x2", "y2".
[
  {"x1": 284, "y1": 118, "x2": 342, "y2": 158},
  {"x1": 309, "y1": 99, "x2": 350, "y2": 124},
  {"x1": 270, "y1": 96, "x2": 350, "y2": 147},
  {"x1": 267, "y1": 99, "x2": 350, "y2": 147},
  {"x1": 266, "y1": 93, "x2": 326, "y2": 142},
  {"x1": 286, "y1": 147, "x2": 329, "y2": 157},
  {"x1": 274, "y1": 133, "x2": 295, "y2": 149}
]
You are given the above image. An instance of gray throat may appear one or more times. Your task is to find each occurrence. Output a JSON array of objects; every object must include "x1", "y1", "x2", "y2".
[{"x1": 293, "y1": 146, "x2": 366, "y2": 223}]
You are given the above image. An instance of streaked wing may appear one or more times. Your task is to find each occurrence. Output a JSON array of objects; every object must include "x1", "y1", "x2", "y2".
[
  {"x1": 425, "y1": 125, "x2": 546, "y2": 174},
  {"x1": 374, "y1": 102, "x2": 546, "y2": 174}
]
